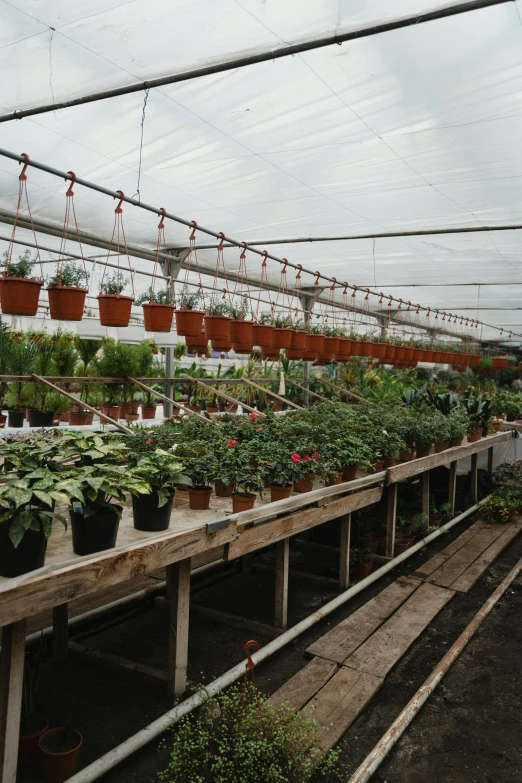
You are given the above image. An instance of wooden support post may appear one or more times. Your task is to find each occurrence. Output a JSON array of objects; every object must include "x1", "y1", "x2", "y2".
[
  {"x1": 487, "y1": 446, "x2": 494, "y2": 477},
  {"x1": 274, "y1": 538, "x2": 290, "y2": 630},
  {"x1": 0, "y1": 620, "x2": 26, "y2": 783},
  {"x1": 386, "y1": 484, "x2": 398, "y2": 558},
  {"x1": 448, "y1": 460, "x2": 457, "y2": 516},
  {"x1": 339, "y1": 513, "x2": 351, "y2": 591},
  {"x1": 470, "y1": 453, "x2": 479, "y2": 505},
  {"x1": 52, "y1": 603, "x2": 69, "y2": 662},
  {"x1": 167, "y1": 558, "x2": 191, "y2": 699},
  {"x1": 422, "y1": 471, "x2": 430, "y2": 533}
]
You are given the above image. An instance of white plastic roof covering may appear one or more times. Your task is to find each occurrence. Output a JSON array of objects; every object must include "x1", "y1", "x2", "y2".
[{"x1": 0, "y1": 0, "x2": 522, "y2": 340}]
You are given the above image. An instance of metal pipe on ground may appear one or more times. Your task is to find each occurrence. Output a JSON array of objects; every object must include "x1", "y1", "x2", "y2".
[
  {"x1": 66, "y1": 498, "x2": 487, "y2": 783},
  {"x1": 347, "y1": 554, "x2": 522, "y2": 783}
]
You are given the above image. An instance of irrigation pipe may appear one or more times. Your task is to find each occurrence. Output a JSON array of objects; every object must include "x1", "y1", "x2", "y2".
[
  {"x1": 66, "y1": 497, "x2": 487, "y2": 783},
  {"x1": 347, "y1": 554, "x2": 522, "y2": 783}
]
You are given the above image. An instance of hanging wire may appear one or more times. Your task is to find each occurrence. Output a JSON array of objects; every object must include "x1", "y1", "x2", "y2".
[{"x1": 132, "y1": 88, "x2": 150, "y2": 203}]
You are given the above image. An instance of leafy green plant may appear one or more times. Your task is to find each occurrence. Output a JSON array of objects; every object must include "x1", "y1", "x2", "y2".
[
  {"x1": 136, "y1": 286, "x2": 174, "y2": 305},
  {"x1": 206, "y1": 299, "x2": 231, "y2": 317},
  {"x1": 2, "y1": 249, "x2": 40, "y2": 279},
  {"x1": 481, "y1": 486, "x2": 522, "y2": 524},
  {"x1": 230, "y1": 295, "x2": 249, "y2": 320},
  {"x1": 128, "y1": 449, "x2": 190, "y2": 505},
  {"x1": 46, "y1": 261, "x2": 89, "y2": 288},
  {"x1": 99, "y1": 271, "x2": 128, "y2": 295},
  {"x1": 350, "y1": 546, "x2": 375, "y2": 565},
  {"x1": 215, "y1": 441, "x2": 264, "y2": 496},
  {"x1": 177, "y1": 286, "x2": 204, "y2": 310}
]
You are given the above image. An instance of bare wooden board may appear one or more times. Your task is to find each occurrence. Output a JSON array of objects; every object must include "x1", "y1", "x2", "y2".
[
  {"x1": 190, "y1": 605, "x2": 281, "y2": 640},
  {"x1": 68, "y1": 641, "x2": 167, "y2": 688},
  {"x1": 226, "y1": 486, "x2": 383, "y2": 560},
  {"x1": 426, "y1": 527, "x2": 505, "y2": 589},
  {"x1": 267, "y1": 657, "x2": 338, "y2": 712},
  {"x1": 413, "y1": 521, "x2": 485, "y2": 579},
  {"x1": 344, "y1": 583, "x2": 454, "y2": 679},
  {"x1": 450, "y1": 520, "x2": 522, "y2": 592},
  {"x1": 305, "y1": 576, "x2": 421, "y2": 664},
  {"x1": 303, "y1": 667, "x2": 383, "y2": 752}
]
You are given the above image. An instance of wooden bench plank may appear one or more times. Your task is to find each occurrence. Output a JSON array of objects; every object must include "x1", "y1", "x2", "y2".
[
  {"x1": 426, "y1": 527, "x2": 504, "y2": 588},
  {"x1": 450, "y1": 521, "x2": 522, "y2": 592},
  {"x1": 305, "y1": 576, "x2": 421, "y2": 664},
  {"x1": 344, "y1": 583, "x2": 454, "y2": 679},
  {"x1": 266, "y1": 657, "x2": 338, "y2": 712},
  {"x1": 413, "y1": 522, "x2": 484, "y2": 579}
]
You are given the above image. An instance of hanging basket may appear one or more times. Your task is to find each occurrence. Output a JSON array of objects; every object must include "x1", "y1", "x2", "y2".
[
  {"x1": 335, "y1": 338, "x2": 352, "y2": 362},
  {"x1": 0, "y1": 277, "x2": 43, "y2": 316},
  {"x1": 306, "y1": 333, "x2": 324, "y2": 353},
  {"x1": 97, "y1": 293, "x2": 134, "y2": 327},
  {"x1": 323, "y1": 336, "x2": 339, "y2": 355},
  {"x1": 142, "y1": 302, "x2": 175, "y2": 332},
  {"x1": 186, "y1": 330, "x2": 208, "y2": 354},
  {"x1": 271, "y1": 327, "x2": 292, "y2": 350},
  {"x1": 290, "y1": 329, "x2": 307, "y2": 350},
  {"x1": 175, "y1": 309, "x2": 205, "y2": 337},
  {"x1": 47, "y1": 285, "x2": 87, "y2": 321},
  {"x1": 302, "y1": 349, "x2": 319, "y2": 361},
  {"x1": 232, "y1": 342, "x2": 253, "y2": 355},
  {"x1": 230, "y1": 319, "x2": 253, "y2": 344},
  {"x1": 252, "y1": 323, "x2": 273, "y2": 348},
  {"x1": 205, "y1": 315, "x2": 231, "y2": 341},
  {"x1": 210, "y1": 337, "x2": 232, "y2": 352},
  {"x1": 285, "y1": 347, "x2": 304, "y2": 360},
  {"x1": 261, "y1": 347, "x2": 281, "y2": 360}
]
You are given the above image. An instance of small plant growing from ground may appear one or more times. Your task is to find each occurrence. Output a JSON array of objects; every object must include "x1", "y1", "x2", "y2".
[{"x1": 158, "y1": 683, "x2": 341, "y2": 783}]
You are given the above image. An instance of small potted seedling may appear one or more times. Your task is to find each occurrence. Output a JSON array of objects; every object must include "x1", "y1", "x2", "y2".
[{"x1": 350, "y1": 546, "x2": 375, "y2": 580}]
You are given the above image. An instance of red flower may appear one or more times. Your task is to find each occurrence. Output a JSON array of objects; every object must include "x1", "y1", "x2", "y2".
[
  {"x1": 304, "y1": 455, "x2": 311, "y2": 461},
  {"x1": 257, "y1": 425, "x2": 263, "y2": 430},
  {"x1": 249, "y1": 412, "x2": 258, "y2": 421},
  {"x1": 291, "y1": 453, "x2": 301, "y2": 463},
  {"x1": 227, "y1": 439, "x2": 236, "y2": 447},
  {"x1": 313, "y1": 451, "x2": 320, "y2": 459}
]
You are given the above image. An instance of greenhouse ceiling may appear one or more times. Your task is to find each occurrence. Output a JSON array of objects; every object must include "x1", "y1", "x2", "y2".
[{"x1": 0, "y1": 0, "x2": 521, "y2": 340}]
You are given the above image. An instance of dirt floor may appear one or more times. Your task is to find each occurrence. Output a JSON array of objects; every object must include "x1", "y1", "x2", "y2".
[{"x1": 20, "y1": 516, "x2": 522, "y2": 783}]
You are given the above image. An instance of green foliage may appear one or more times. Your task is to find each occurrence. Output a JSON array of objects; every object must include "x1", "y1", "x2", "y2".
[
  {"x1": 128, "y1": 449, "x2": 190, "y2": 505},
  {"x1": 206, "y1": 299, "x2": 231, "y2": 317},
  {"x1": 2, "y1": 249, "x2": 40, "y2": 279},
  {"x1": 46, "y1": 261, "x2": 89, "y2": 288},
  {"x1": 214, "y1": 441, "x2": 265, "y2": 495},
  {"x1": 99, "y1": 271, "x2": 128, "y2": 295},
  {"x1": 481, "y1": 486, "x2": 522, "y2": 524},
  {"x1": 177, "y1": 286, "x2": 204, "y2": 310},
  {"x1": 136, "y1": 286, "x2": 174, "y2": 305},
  {"x1": 350, "y1": 546, "x2": 375, "y2": 565},
  {"x1": 230, "y1": 295, "x2": 249, "y2": 320}
]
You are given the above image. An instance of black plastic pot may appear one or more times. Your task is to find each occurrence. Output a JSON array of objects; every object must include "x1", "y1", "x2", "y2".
[
  {"x1": 70, "y1": 506, "x2": 121, "y2": 556},
  {"x1": 132, "y1": 491, "x2": 175, "y2": 531},
  {"x1": 0, "y1": 525, "x2": 47, "y2": 577},
  {"x1": 28, "y1": 410, "x2": 54, "y2": 427},
  {"x1": 7, "y1": 410, "x2": 24, "y2": 427}
]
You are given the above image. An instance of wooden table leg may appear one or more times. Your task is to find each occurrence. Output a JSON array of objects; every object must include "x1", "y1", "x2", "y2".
[
  {"x1": 487, "y1": 446, "x2": 494, "y2": 477},
  {"x1": 274, "y1": 538, "x2": 290, "y2": 630},
  {"x1": 422, "y1": 471, "x2": 430, "y2": 533},
  {"x1": 339, "y1": 513, "x2": 351, "y2": 591},
  {"x1": 167, "y1": 558, "x2": 191, "y2": 699},
  {"x1": 52, "y1": 603, "x2": 69, "y2": 662},
  {"x1": 0, "y1": 620, "x2": 26, "y2": 783},
  {"x1": 471, "y1": 453, "x2": 478, "y2": 505},
  {"x1": 386, "y1": 484, "x2": 398, "y2": 558},
  {"x1": 448, "y1": 460, "x2": 457, "y2": 516}
]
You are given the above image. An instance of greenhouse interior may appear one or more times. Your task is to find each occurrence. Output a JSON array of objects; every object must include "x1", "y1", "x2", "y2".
[{"x1": 1, "y1": 1, "x2": 522, "y2": 782}]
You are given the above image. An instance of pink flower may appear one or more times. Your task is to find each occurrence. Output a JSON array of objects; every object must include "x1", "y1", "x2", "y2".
[
  {"x1": 146, "y1": 438, "x2": 153, "y2": 445},
  {"x1": 227, "y1": 439, "x2": 236, "y2": 448},
  {"x1": 257, "y1": 425, "x2": 263, "y2": 430},
  {"x1": 304, "y1": 455, "x2": 311, "y2": 461},
  {"x1": 291, "y1": 453, "x2": 301, "y2": 463},
  {"x1": 249, "y1": 412, "x2": 258, "y2": 421}
]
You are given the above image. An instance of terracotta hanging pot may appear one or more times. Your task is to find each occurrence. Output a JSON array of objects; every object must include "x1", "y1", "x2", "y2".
[
  {"x1": 211, "y1": 338, "x2": 233, "y2": 352},
  {"x1": 285, "y1": 347, "x2": 304, "y2": 360},
  {"x1": 350, "y1": 340, "x2": 362, "y2": 356},
  {"x1": 306, "y1": 333, "x2": 324, "y2": 353},
  {"x1": 175, "y1": 308, "x2": 205, "y2": 337},
  {"x1": 261, "y1": 347, "x2": 281, "y2": 360},
  {"x1": 186, "y1": 330, "x2": 208, "y2": 354},
  {"x1": 230, "y1": 319, "x2": 253, "y2": 344},
  {"x1": 323, "y1": 336, "x2": 339, "y2": 355},
  {"x1": 395, "y1": 346, "x2": 406, "y2": 361},
  {"x1": 290, "y1": 329, "x2": 307, "y2": 350},
  {"x1": 252, "y1": 323, "x2": 274, "y2": 347},
  {"x1": 47, "y1": 285, "x2": 87, "y2": 321},
  {"x1": 97, "y1": 293, "x2": 134, "y2": 327},
  {"x1": 336, "y1": 338, "x2": 351, "y2": 362},
  {"x1": 302, "y1": 349, "x2": 319, "y2": 361},
  {"x1": 358, "y1": 340, "x2": 373, "y2": 357},
  {"x1": 271, "y1": 327, "x2": 292, "y2": 350},
  {"x1": 0, "y1": 277, "x2": 43, "y2": 316},
  {"x1": 491, "y1": 357, "x2": 508, "y2": 369},
  {"x1": 374, "y1": 342, "x2": 387, "y2": 359},
  {"x1": 205, "y1": 315, "x2": 231, "y2": 341},
  {"x1": 232, "y1": 342, "x2": 253, "y2": 355},
  {"x1": 142, "y1": 302, "x2": 175, "y2": 332}
]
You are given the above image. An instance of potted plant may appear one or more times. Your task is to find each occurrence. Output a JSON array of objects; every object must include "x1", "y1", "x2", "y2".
[
  {"x1": 0, "y1": 249, "x2": 43, "y2": 316},
  {"x1": 5, "y1": 335, "x2": 39, "y2": 427},
  {"x1": 137, "y1": 285, "x2": 175, "y2": 332},
  {"x1": 175, "y1": 287, "x2": 205, "y2": 337},
  {"x1": 394, "y1": 518, "x2": 414, "y2": 554},
  {"x1": 355, "y1": 515, "x2": 383, "y2": 553},
  {"x1": 446, "y1": 409, "x2": 468, "y2": 447},
  {"x1": 265, "y1": 449, "x2": 302, "y2": 501},
  {"x1": 205, "y1": 299, "x2": 231, "y2": 343},
  {"x1": 230, "y1": 295, "x2": 253, "y2": 344},
  {"x1": 291, "y1": 451, "x2": 321, "y2": 493},
  {"x1": 350, "y1": 546, "x2": 375, "y2": 580},
  {"x1": 182, "y1": 447, "x2": 218, "y2": 510},
  {"x1": 481, "y1": 487, "x2": 522, "y2": 523},
  {"x1": 271, "y1": 314, "x2": 293, "y2": 350},
  {"x1": 46, "y1": 261, "x2": 89, "y2": 321},
  {"x1": 305, "y1": 322, "x2": 325, "y2": 355},
  {"x1": 430, "y1": 501, "x2": 452, "y2": 528},
  {"x1": 39, "y1": 724, "x2": 83, "y2": 783},
  {"x1": 216, "y1": 440, "x2": 264, "y2": 512},
  {"x1": 252, "y1": 312, "x2": 274, "y2": 348},
  {"x1": 129, "y1": 449, "x2": 190, "y2": 531},
  {"x1": 97, "y1": 272, "x2": 134, "y2": 327},
  {"x1": 19, "y1": 645, "x2": 48, "y2": 767}
]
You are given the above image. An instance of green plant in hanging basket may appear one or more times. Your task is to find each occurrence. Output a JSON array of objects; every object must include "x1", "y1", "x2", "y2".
[
  {"x1": 46, "y1": 261, "x2": 89, "y2": 288},
  {"x1": 99, "y1": 271, "x2": 128, "y2": 295},
  {"x1": 274, "y1": 313, "x2": 293, "y2": 328},
  {"x1": 2, "y1": 249, "x2": 41, "y2": 280},
  {"x1": 230, "y1": 295, "x2": 249, "y2": 320},
  {"x1": 135, "y1": 286, "x2": 174, "y2": 305},
  {"x1": 177, "y1": 286, "x2": 204, "y2": 310},
  {"x1": 206, "y1": 299, "x2": 231, "y2": 317}
]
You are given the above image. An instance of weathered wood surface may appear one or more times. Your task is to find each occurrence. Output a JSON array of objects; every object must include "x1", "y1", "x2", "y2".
[
  {"x1": 0, "y1": 621, "x2": 26, "y2": 783},
  {"x1": 425, "y1": 528, "x2": 506, "y2": 589},
  {"x1": 413, "y1": 520, "x2": 485, "y2": 579},
  {"x1": 305, "y1": 576, "x2": 421, "y2": 664},
  {"x1": 226, "y1": 486, "x2": 383, "y2": 560},
  {"x1": 344, "y1": 583, "x2": 454, "y2": 679},
  {"x1": 339, "y1": 514, "x2": 351, "y2": 591},
  {"x1": 267, "y1": 657, "x2": 338, "y2": 712},
  {"x1": 450, "y1": 521, "x2": 522, "y2": 591},
  {"x1": 168, "y1": 558, "x2": 191, "y2": 697},
  {"x1": 274, "y1": 538, "x2": 290, "y2": 629},
  {"x1": 386, "y1": 432, "x2": 512, "y2": 484}
]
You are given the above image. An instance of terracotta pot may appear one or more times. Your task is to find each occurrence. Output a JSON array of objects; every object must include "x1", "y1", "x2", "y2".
[
  {"x1": 47, "y1": 285, "x2": 87, "y2": 321},
  {"x1": 101, "y1": 405, "x2": 120, "y2": 420},
  {"x1": 39, "y1": 727, "x2": 82, "y2": 783},
  {"x1": 404, "y1": 347, "x2": 415, "y2": 361},
  {"x1": 19, "y1": 717, "x2": 49, "y2": 766},
  {"x1": 252, "y1": 323, "x2": 274, "y2": 347},
  {"x1": 0, "y1": 413, "x2": 6, "y2": 428},
  {"x1": 270, "y1": 484, "x2": 292, "y2": 502},
  {"x1": 294, "y1": 478, "x2": 313, "y2": 493},
  {"x1": 271, "y1": 327, "x2": 292, "y2": 349},
  {"x1": 416, "y1": 444, "x2": 432, "y2": 458},
  {"x1": 285, "y1": 347, "x2": 304, "y2": 360},
  {"x1": 186, "y1": 330, "x2": 209, "y2": 353},
  {"x1": 306, "y1": 333, "x2": 325, "y2": 353},
  {"x1": 359, "y1": 537, "x2": 379, "y2": 554},
  {"x1": 383, "y1": 457, "x2": 396, "y2": 468},
  {"x1": 211, "y1": 338, "x2": 233, "y2": 352},
  {"x1": 142, "y1": 302, "x2": 175, "y2": 332},
  {"x1": 350, "y1": 340, "x2": 361, "y2": 357},
  {"x1": 97, "y1": 293, "x2": 134, "y2": 327},
  {"x1": 205, "y1": 314, "x2": 231, "y2": 341},
  {"x1": 399, "y1": 449, "x2": 415, "y2": 462},
  {"x1": 336, "y1": 338, "x2": 352, "y2": 361},
  {"x1": 291, "y1": 329, "x2": 307, "y2": 350},
  {"x1": 369, "y1": 460, "x2": 384, "y2": 474},
  {"x1": 323, "y1": 336, "x2": 340, "y2": 355},
  {"x1": 302, "y1": 350, "x2": 319, "y2": 361},
  {"x1": 434, "y1": 440, "x2": 449, "y2": 453},
  {"x1": 232, "y1": 342, "x2": 254, "y2": 355},
  {"x1": 125, "y1": 413, "x2": 139, "y2": 421},
  {"x1": 232, "y1": 493, "x2": 256, "y2": 513},
  {"x1": 325, "y1": 471, "x2": 343, "y2": 486},
  {"x1": 261, "y1": 348, "x2": 280, "y2": 360},
  {"x1": 373, "y1": 342, "x2": 387, "y2": 359},
  {"x1": 395, "y1": 346, "x2": 406, "y2": 361},
  {"x1": 353, "y1": 560, "x2": 373, "y2": 580},
  {"x1": 358, "y1": 340, "x2": 373, "y2": 358},
  {"x1": 68, "y1": 410, "x2": 90, "y2": 426},
  {"x1": 467, "y1": 429, "x2": 482, "y2": 443},
  {"x1": 188, "y1": 487, "x2": 212, "y2": 510},
  {"x1": 384, "y1": 344, "x2": 396, "y2": 361},
  {"x1": 141, "y1": 405, "x2": 157, "y2": 420},
  {"x1": 394, "y1": 538, "x2": 413, "y2": 556},
  {"x1": 0, "y1": 276, "x2": 43, "y2": 316},
  {"x1": 175, "y1": 309, "x2": 205, "y2": 337},
  {"x1": 491, "y1": 357, "x2": 508, "y2": 370},
  {"x1": 215, "y1": 481, "x2": 233, "y2": 498},
  {"x1": 342, "y1": 464, "x2": 358, "y2": 481},
  {"x1": 230, "y1": 319, "x2": 253, "y2": 344}
]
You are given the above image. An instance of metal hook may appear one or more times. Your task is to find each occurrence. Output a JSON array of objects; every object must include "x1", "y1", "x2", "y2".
[
  {"x1": 352, "y1": 284, "x2": 358, "y2": 298},
  {"x1": 379, "y1": 293, "x2": 384, "y2": 304},
  {"x1": 398, "y1": 298, "x2": 403, "y2": 310},
  {"x1": 314, "y1": 271, "x2": 321, "y2": 285},
  {"x1": 217, "y1": 231, "x2": 225, "y2": 251},
  {"x1": 157, "y1": 207, "x2": 166, "y2": 229},
  {"x1": 261, "y1": 249, "x2": 268, "y2": 267},
  {"x1": 343, "y1": 281, "x2": 349, "y2": 295},
  {"x1": 365, "y1": 287, "x2": 370, "y2": 300},
  {"x1": 19, "y1": 153, "x2": 30, "y2": 181},
  {"x1": 296, "y1": 263, "x2": 303, "y2": 280},
  {"x1": 189, "y1": 220, "x2": 198, "y2": 241},
  {"x1": 66, "y1": 171, "x2": 77, "y2": 197},
  {"x1": 281, "y1": 258, "x2": 289, "y2": 275},
  {"x1": 330, "y1": 276, "x2": 337, "y2": 291},
  {"x1": 244, "y1": 640, "x2": 260, "y2": 671},
  {"x1": 240, "y1": 241, "x2": 248, "y2": 259},
  {"x1": 114, "y1": 190, "x2": 125, "y2": 214},
  {"x1": 387, "y1": 295, "x2": 393, "y2": 306}
]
